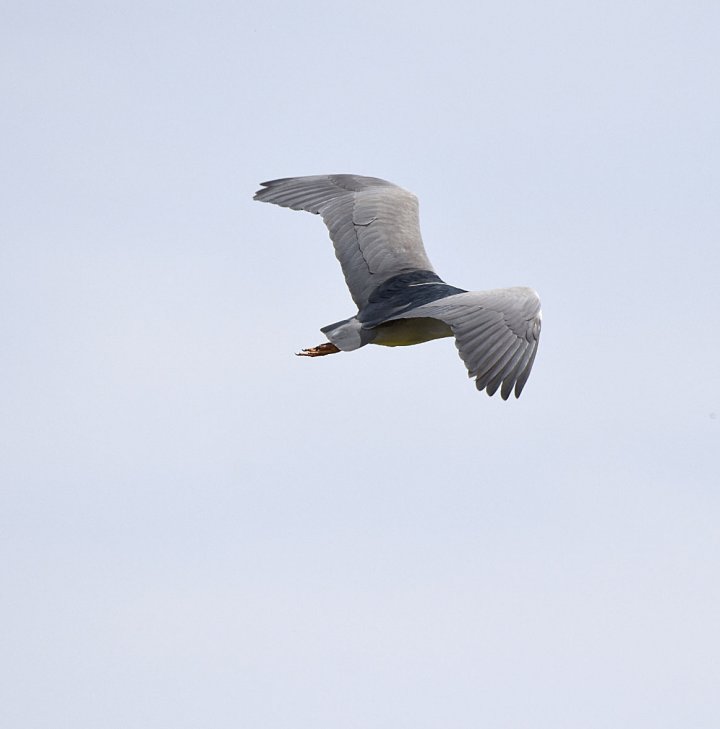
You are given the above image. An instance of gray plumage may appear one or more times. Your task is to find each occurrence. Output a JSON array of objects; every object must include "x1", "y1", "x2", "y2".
[{"x1": 254, "y1": 174, "x2": 541, "y2": 399}]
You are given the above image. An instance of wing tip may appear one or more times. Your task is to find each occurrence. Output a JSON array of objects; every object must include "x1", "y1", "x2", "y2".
[
  {"x1": 253, "y1": 177, "x2": 292, "y2": 202},
  {"x1": 475, "y1": 362, "x2": 535, "y2": 400}
]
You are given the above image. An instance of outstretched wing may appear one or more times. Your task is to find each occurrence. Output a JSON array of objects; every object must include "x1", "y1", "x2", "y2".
[
  {"x1": 392, "y1": 287, "x2": 542, "y2": 399},
  {"x1": 254, "y1": 175, "x2": 436, "y2": 308}
]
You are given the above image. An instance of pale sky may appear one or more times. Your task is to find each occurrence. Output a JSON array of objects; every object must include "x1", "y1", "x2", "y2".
[{"x1": 2, "y1": 1, "x2": 720, "y2": 727}]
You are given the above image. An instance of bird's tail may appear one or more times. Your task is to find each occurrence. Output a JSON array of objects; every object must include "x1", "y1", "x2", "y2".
[{"x1": 320, "y1": 317, "x2": 372, "y2": 351}]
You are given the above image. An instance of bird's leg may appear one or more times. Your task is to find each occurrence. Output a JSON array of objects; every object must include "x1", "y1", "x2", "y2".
[{"x1": 296, "y1": 342, "x2": 340, "y2": 357}]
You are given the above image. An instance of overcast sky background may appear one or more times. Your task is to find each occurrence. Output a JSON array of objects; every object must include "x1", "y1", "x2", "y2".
[{"x1": 2, "y1": 1, "x2": 720, "y2": 727}]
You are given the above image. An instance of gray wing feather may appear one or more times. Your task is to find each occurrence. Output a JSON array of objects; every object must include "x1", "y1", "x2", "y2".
[
  {"x1": 389, "y1": 287, "x2": 542, "y2": 399},
  {"x1": 254, "y1": 175, "x2": 435, "y2": 308}
]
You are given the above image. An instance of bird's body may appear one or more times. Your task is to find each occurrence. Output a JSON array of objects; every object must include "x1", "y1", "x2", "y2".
[
  {"x1": 254, "y1": 174, "x2": 541, "y2": 399},
  {"x1": 372, "y1": 317, "x2": 453, "y2": 347}
]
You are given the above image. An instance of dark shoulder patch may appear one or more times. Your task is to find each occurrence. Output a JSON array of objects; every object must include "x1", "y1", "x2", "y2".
[{"x1": 359, "y1": 270, "x2": 466, "y2": 327}]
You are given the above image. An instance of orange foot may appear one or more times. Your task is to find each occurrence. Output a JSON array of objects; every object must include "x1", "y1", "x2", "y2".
[{"x1": 296, "y1": 342, "x2": 341, "y2": 357}]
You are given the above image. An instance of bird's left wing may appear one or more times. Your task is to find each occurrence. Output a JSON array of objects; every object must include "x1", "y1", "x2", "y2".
[
  {"x1": 253, "y1": 175, "x2": 435, "y2": 309},
  {"x1": 390, "y1": 287, "x2": 542, "y2": 399}
]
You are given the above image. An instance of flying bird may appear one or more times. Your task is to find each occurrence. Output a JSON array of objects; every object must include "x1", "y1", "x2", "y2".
[{"x1": 254, "y1": 174, "x2": 541, "y2": 399}]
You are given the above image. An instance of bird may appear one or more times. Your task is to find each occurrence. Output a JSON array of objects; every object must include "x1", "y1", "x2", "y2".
[{"x1": 253, "y1": 174, "x2": 541, "y2": 399}]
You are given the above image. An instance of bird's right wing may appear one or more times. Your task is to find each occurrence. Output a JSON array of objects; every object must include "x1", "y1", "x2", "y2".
[
  {"x1": 254, "y1": 175, "x2": 436, "y2": 308},
  {"x1": 391, "y1": 287, "x2": 542, "y2": 399}
]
